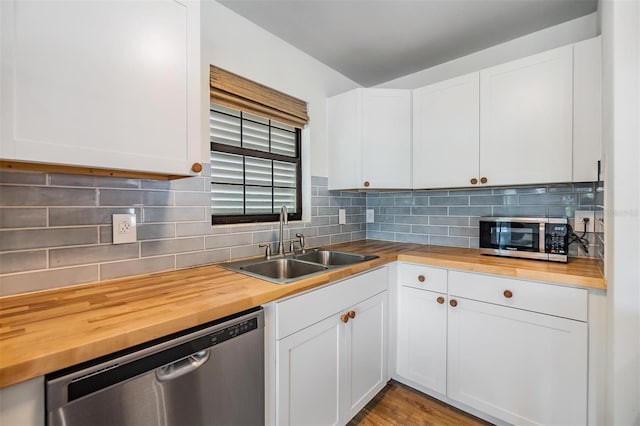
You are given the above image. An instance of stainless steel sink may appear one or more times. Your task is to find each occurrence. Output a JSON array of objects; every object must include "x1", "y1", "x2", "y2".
[
  {"x1": 241, "y1": 258, "x2": 328, "y2": 281},
  {"x1": 219, "y1": 248, "x2": 378, "y2": 284},
  {"x1": 294, "y1": 249, "x2": 378, "y2": 266}
]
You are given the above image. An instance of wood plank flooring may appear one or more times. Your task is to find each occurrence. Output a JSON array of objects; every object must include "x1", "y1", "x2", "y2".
[{"x1": 348, "y1": 381, "x2": 493, "y2": 426}]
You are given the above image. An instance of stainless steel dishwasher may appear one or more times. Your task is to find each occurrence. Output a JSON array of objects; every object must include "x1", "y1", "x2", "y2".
[{"x1": 46, "y1": 307, "x2": 264, "y2": 426}]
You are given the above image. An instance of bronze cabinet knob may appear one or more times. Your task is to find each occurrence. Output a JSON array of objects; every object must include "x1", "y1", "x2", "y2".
[
  {"x1": 449, "y1": 299, "x2": 458, "y2": 307},
  {"x1": 191, "y1": 163, "x2": 203, "y2": 173},
  {"x1": 480, "y1": 177, "x2": 488, "y2": 184},
  {"x1": 363, "y1": 181, "x2": 370, "y2": 187},
  {"x1": 347, "y1": 310, "x2": 356, "y2": 319},
  {"x1": 418, "y1": 275, "x2": 426, "y2": 283},
  {"x1": 436, "y1": 296, "x2": 445, "y2": 304},
  {"x1": 504, "y1": 290, "x2": 513, "y2": 299},
  {"x1": 470, "y1": 178, "x2": 478, "y2": 185},
  {"x1": 340, "y1": 313, "x2": 349, "y2": 323}
]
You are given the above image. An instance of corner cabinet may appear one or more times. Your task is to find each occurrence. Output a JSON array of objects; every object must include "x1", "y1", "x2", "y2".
[
  {"x1": 412, "y1": 39, "x2": 601, "y2": 189},
  {"x1": 270, "y1": 267, "x2": 389, "y2": 425},
  {"x1": 0, "y1": 0, "x2": 201, "y2": 177},
  {"x1": 394, "y1": 263, "x2": 589, "y2": 426},
  {"x1": 327, "y1": 89, "x2": 411, "y2": 190}
]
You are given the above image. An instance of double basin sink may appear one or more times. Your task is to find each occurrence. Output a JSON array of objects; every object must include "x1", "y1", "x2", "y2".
[{"x1": 220, "y1": 249, "x2": 379, "y2": 284}]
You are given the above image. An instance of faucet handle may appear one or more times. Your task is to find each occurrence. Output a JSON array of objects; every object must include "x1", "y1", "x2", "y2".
[
  {"x1": 295, "y1": 233, "x2": 306, "y2": 253},
  {"x1": 258, "y1": 243, "x2": 272, "y2": 259}
]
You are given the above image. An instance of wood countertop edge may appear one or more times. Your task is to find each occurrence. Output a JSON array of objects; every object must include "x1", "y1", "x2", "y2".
[
  {"x1": 397, "y1": 254, "x2": 607, "y2": 289},
  {"x1": 0, "y1": 242, "x2": 605, "y2": 388}
]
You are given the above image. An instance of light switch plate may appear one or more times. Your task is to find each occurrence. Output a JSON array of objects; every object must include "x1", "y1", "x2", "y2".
[
  {"x1": 338, "y1": 209, "x2": 346, "y2": 225},
  {"x1": 366, "y1": 209, "x2": 375, "y2": 223},
  {"x1": 574, "y1": 210, "x2": 595, "y2": 233},
  {"x1": 112, "y1": 213, "x2": 137, "y2": 244}
]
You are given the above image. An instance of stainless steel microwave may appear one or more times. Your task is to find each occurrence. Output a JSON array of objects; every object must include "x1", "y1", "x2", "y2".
[{"x1": 479, "y1": 217, "x2": 569, "y2": 262}]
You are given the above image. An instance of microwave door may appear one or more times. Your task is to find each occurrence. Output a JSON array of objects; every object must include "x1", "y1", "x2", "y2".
[{"x1": 489, "y1": 221, "x2": 540, "y2": 252}]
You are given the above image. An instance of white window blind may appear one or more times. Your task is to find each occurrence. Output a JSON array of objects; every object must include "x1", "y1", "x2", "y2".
[{"x1": 210, "y1": 103, "x2": 300, "y2": 223}]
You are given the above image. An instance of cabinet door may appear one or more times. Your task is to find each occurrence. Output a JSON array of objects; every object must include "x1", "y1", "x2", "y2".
[
  {"x1": 447, "y1": 297, "x2": 587, "y2": 426},
  {"x1": 361, "y1": 90, "x2": 412, "y2": 188},
  {"x1": 0, "y1": 0, "x2": 200, "y2": 176},
  {"x1": 480, "y1": 46, "x2": 573, "y2": 186},
  {"x1": 413, "y1": 73, "x2": 480, "y2": 189},
  {"x1": 277, "y1": 314, "x2": 344, "y2": 426},
  {"x1": 573, "y1": 36, "x2": 602, "y2": 182},
  {"x1": 327, "y1": 89, "x2": 363, "y2": 190},
  {"x1": 396, "y1": 286, "x2": 447, "y2": 395},
  {"x1": 345, "y1": 291, "x2": 388, "y2": 420}
]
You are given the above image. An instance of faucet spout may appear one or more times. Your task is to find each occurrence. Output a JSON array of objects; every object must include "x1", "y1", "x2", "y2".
[{"x1": 277, "y1": 205, "x2": 288, "y2": 256}]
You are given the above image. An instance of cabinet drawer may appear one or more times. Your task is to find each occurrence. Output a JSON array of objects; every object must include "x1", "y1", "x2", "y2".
[
  {"x1": 276, "y1": 267, "x2": 388, "y2": 340},
  {"x1": 398, "y1": 263, "x2": 447, "y2": 293},
  {"x1": 448, "y1": 270, "x2": 587, "y2": 321}
]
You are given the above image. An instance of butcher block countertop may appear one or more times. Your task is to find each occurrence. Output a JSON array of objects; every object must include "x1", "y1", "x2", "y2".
[{"x1": 0, "y1": 240, "x2": 605, "y2": 388}]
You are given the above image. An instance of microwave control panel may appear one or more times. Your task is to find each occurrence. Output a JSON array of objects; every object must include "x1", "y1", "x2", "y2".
[{"x1": 546, "y1": 224, "x2": 568, "y2": 255}]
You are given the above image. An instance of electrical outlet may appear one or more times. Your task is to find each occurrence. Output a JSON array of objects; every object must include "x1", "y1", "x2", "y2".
[
  {"x1": 366, "y1": 209, "x2": 375, "y2": 223},
  {"x1": 574, "y1": 210, "x2": 595, "y2": 233},
  {"x1": 338, "y1": 209, "x2": 346, "y2": 225},
  {"x1": 112, "y1": 213, "x2": 137, "y2": 244}
]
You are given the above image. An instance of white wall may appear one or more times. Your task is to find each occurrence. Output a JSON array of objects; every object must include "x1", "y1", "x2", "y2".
[
  {"x1": 200, "y1": 0, "x2": 359, "y2": 179},
  {"x1": 600, "y1": 0, "x2": 640, "y2": 424},
  {"x1": 377, "y1": 13, "x2": 599, "y2": 89}
]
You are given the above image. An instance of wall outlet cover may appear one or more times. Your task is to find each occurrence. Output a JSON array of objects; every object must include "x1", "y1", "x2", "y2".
[
  {"x1": 574, "y1": 210, "x2": 595, "y2": 233},
  {"x1": 338, "y1": 209, "x2": 346, "y2": 225},
  {"x1": 366, "y1": 209, "x2": 375, "y2": 223},
  {"x1": 112, "y1": 213, "x2": 137, "y2": 244}
]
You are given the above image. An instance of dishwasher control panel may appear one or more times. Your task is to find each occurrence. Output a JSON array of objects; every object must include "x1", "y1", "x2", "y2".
[{"x1": 210, "y1": 317, "x2": 258, "y2": 346}]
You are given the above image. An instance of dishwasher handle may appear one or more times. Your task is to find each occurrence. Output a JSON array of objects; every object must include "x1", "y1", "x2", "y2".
[{"x1": 156, "y1": 350, "x2": 210, "y2": 381}]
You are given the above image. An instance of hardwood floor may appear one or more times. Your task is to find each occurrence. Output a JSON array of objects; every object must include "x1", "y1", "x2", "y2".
[{"x1": 348, "y1": 381, "x2": 493, "y2": 426}]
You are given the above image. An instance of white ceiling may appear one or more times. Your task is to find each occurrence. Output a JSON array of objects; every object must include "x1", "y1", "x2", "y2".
[{"x1": 217, "y1": 0, "x2": 598, "y2": 87}]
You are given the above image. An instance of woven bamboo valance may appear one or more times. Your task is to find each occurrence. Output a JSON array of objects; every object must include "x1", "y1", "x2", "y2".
[{"x1": 210, "y1": 65, "x2": 309, "y2": 128}]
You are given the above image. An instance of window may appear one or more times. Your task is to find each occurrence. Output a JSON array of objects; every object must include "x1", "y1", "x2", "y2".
[
  {"x1": 210, "y1": 104, "x2": 302, "y2": 224},
  {"x1": 209, "y1": 66, "x2": 308, "y2": 225}
]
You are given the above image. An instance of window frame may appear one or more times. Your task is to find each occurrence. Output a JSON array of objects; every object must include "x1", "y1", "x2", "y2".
[{"x1": 210, "y1": 107, "x2": 302, "y2": 225}]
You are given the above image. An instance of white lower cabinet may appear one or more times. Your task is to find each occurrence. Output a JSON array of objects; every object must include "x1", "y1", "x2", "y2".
[
  {"x1": 396, "y1": 285, "x2": 447, "y2": 395},
  {"x1": 395, "y1": 263, "x2": 590, "y2": 426},
  {"x1": 273, "y1": 267, "x2": 389, "y2": 426},
  {"x1": 447, "y1": 297, "x2": 587, "y2": 426},
  {"x1": 277, "y1": 314, "x2": 343, "y2": 426}
]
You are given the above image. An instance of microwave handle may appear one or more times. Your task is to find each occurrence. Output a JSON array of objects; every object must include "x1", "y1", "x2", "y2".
[{"x1": 539, "y1": 223, "x2": 546, "y2": 253}]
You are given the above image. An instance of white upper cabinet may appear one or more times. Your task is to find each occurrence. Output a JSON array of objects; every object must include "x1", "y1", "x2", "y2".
[
  {"x1": 412, "y1": 73, "x2": 480, "y2": 189},
  {"x1": 479, "y1": 45, "x2": 573, "y2": 186},
  {"x1": 573, "y1": 36, "x2": 602, "y2": 182},
  {"x1": 0, "y1": 0, "x2": 201, "y2": 177},
  {"x1": 328, "y1": 89, "x2": 411, "y2": 190}
]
